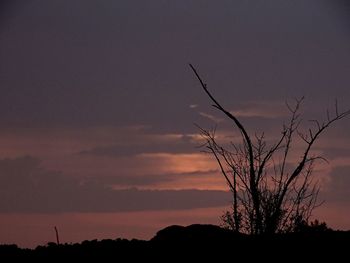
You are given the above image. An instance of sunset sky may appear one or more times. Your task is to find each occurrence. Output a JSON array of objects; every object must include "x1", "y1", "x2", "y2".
[{"x1": 1, "y1": 0, "x2": 350, "y2": 248}]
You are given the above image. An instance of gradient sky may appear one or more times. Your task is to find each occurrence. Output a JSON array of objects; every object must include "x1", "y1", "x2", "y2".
[{"x1": 1, "y1": 0, "x2": 350, "y2": 248}]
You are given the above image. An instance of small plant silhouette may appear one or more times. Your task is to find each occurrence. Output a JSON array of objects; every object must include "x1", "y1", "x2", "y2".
[{"x1": 54, "y1": 226, "x2": 60, "y2": 245}]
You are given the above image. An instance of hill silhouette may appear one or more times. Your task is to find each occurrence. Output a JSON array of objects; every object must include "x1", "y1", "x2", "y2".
[{"x1": 1, "y1": 224, "x2": 349, "y2": 260}]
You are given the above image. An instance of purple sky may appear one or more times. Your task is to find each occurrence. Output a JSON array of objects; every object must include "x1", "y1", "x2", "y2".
[{"x1": 0, "y1": 0, "x2": 350, "y2": 248}]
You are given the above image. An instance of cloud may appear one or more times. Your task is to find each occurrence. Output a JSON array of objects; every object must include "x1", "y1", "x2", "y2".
[
  {"x1": 321, "y1": 165, "x2": 350, "y2": 204},
  {"x1": 101, "y1": 169, "x2": 219, "y2": 188},
  {"x1": 229, "y1": 101, "x2": 288, "y2": 119},
  {"x1": 327, "y1": 0, "x2": 350, "y2": 26},
  {"x1": 0, "y1": 156, "x2": 230, "y2": 213},
  {"x1": 198, "y1": 112, "x2": 224, "y2": 123},
  {"x1": 136, "y1": 153, "x2": 218, "y2": 175},
  {"x1": 0, "y1": 0, "x2": 21, "y2": 26},
  {"x1": 79, "y1": 133, "x2": 200, "y2": 156}
]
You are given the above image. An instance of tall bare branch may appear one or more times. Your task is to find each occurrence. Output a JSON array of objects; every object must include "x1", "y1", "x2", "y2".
[{"x1": 190, "y1": 64, "x2": 350, "y2": 234}]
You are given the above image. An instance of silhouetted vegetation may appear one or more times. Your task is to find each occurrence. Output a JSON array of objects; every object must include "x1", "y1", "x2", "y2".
[
  {"x1": 1, "y1": 224, "x2": 349, "y2": 260},
  {"x1": 190, "y1": 64, "x2": 350, "y2": 234}
]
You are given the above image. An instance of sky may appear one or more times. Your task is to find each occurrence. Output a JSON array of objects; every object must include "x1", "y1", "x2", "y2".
[{"x1": 0, "y1": 0, "x2": 350, "y2": 248}]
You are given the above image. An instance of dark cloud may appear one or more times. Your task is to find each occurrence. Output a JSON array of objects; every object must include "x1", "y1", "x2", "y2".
[
  {"x1": 0, "y1": 0, "x2": 350, "y2": 247},
  {"x1": 322, "y1": 0, "x2": 350, "y2": 43},
  {"x1": 0, "y1": 0, "x2": 22, "y2": 27},
  {"x1": 320, "y1": 148, "x2": 350, "y2": 159},
  {"x1": 327, "y1": 0, "x2": 350, "y2": 19},
  {"x1": 0, "y1": 156, "x2": 79, "y2": 212},
  {"x1": 0, "y1": 0, "x2": 349, "y2": 132},
  {"x1": 0, "y1": 156, "x2": 229, "y2": 212},
  {"x1": 321, "y1": 166, "x2": 350, "y2": 204},
  {"x1": 99, "y1": 170, "x2": 219, "y2": 187},
  {"x1": 79, "y1": 134, "x2": 199, "y2": 156}
]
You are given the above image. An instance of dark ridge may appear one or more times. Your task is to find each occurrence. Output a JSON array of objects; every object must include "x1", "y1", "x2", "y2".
[
  {"x1": 151, "y1": 224, "x2": 242, "y2": 242},
  {"x1": 1, "y1": 224, "x2": 350, "y2": 260}
]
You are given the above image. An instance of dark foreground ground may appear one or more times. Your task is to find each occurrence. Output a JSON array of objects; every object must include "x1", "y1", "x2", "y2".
[{"x1": 1, "y1": 224, "x2": 349, "y2": 260}]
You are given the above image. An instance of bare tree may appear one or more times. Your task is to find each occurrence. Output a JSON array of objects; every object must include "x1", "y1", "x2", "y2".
[{"x1": 190, "y1": 64, "x2": 350, "y2": 234}]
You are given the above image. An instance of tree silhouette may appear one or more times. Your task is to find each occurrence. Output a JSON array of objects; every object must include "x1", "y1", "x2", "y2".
[{"x1": 190, "y1": 64, "x2": 350, "y2": 234}]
